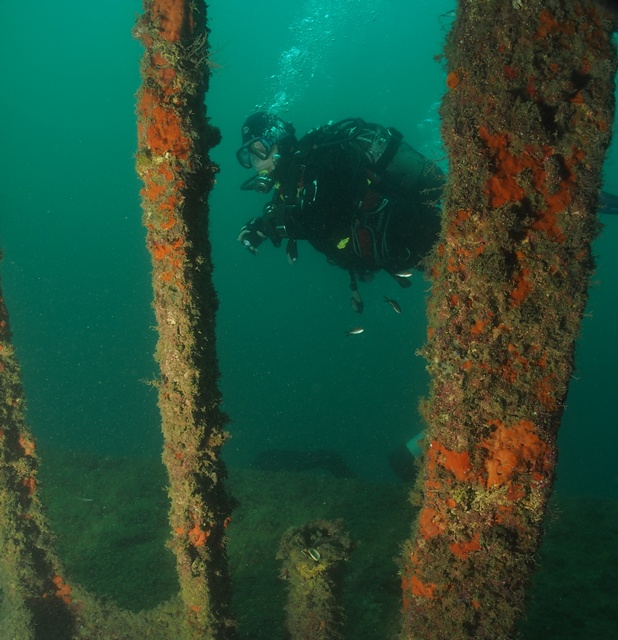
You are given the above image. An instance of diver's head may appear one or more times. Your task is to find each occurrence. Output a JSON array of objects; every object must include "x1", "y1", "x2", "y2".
[{"x1": 236, "y1": 112, "x2": 296, "y2": 193}]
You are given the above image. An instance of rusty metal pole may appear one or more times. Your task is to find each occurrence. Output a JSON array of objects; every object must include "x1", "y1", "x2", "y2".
[
  {"x1": 400, "y1": 2, "x2": 616, "y2": 639},
  {"x1": 133, "y1": 2, "x2": 236, "y2": 638}
]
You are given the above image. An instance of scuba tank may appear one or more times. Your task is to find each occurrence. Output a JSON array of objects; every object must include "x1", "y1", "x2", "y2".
[
  {"x1": 346, "y1": 119, "x2": 403, "y2": 173},
  {"x1": 300, "y1": 118, "x2": 425, "y2": 194}
]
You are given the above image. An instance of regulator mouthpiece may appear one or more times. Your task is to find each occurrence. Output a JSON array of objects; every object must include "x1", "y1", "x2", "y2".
[{"x1": 241, "y1": 172, "x2": 275, "y2": 194}]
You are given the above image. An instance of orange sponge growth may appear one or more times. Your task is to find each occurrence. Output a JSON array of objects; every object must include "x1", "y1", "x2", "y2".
[
  {"x1": 478, "y1": 126, "x2": 583, "y2": 242},
  {"x1": 188, "y1": 521, "x2": 211, "y2": 547},
  {"x1": 428, "y1": 441, "x2": 473, "y2": 481},
  {"x1": 449, "y1": 533, "x2": 481, "y2": 560},
  {"x1": 446, "y1": 71, "x2": 461, "y2": 90},
  {"x1": 480, "y1": 419, "x2": 551, "y2": 488},
  {"x1": 50, "y1": 574, "x2": 73, "y2": 605},
  {"x1": 146, "y1": 106, "x2": 191, "y2": 160},
  {"x1": 418, "y1": 506, "x2": 447, "y2": 540},
  {"x1": 478, "y1": 127, "x2": 528, "y2": 207},
  {"x1": 19, "y1": 434, "x2": 35, "y2": 456},
  {"x1": 153, "y1": 0, "x2": 194, "y2": 43}
]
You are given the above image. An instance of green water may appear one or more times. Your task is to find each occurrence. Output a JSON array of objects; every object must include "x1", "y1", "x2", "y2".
[{"x1": 1, "y1": 1, "x2": 617, "y2": 638}]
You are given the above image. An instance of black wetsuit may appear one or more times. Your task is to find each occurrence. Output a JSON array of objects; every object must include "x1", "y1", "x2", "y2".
[{"x1": 255, "y1": 121, "x2": 445, "y2": 278}]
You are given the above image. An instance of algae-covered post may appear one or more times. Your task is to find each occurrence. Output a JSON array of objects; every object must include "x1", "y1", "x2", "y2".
[
  {"x1": 400, "y1": 2, "x2": 616, "y2": 639},
  {"x1": 0, "y1": 269, "x2": 79, "y2": 639},
  {"x1": 277, "y1": 520, "x2": 354, "y2": 640},
  {"x1": 133, "y1": 1, "x2": 236, "y2": 638}
]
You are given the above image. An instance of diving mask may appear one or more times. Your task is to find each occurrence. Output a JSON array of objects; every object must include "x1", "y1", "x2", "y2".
[
  {"x1": 238, "y1": 139, "x2": 280, "y2": 193},
  {"x1": 236, "y1": 137, "x2": 277, "y2": 169}
]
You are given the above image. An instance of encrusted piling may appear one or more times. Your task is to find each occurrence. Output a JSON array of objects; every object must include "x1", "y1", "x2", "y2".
[
  {"x1": 277, "y1": 520, "x2": 353, "y2": 640},
  {"x1": 400, "y1": 2, "x2": 616, "y2": 639},
  {"x1": 133, "y1": 2, "x2": 235, "y2": 638},
  {"x1": 0, "y1": 266, "x2": 79, "y2": 640}
]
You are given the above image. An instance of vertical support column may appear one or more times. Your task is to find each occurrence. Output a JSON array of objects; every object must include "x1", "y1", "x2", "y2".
[
  {"x1": 0, "y1": 269, "x2": 78, "y2": 639},
  {"x1": 277, "y1": 520, "x2": 353, "y2": 640},
  {"x1": 133, "y1": 2, "x2": 235, "y2": 638},
  {"x1": 401, "y1": 2, "x2": 615, "y2": 639}
]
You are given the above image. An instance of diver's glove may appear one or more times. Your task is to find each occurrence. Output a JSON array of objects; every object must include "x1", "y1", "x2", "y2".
[{"x1": 237, "y1": 217, "x2": 276, "y2": 255}]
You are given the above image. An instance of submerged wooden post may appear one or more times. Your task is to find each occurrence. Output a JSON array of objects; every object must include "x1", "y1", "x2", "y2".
[
  {"x1": 0, "y1": 267, "x2": 79, "y2": 640},
  {"x1": 133, "y1": 2, "x2": 236, "y2": 638},
  {"x1": 401, "y1": 2, "x2": 616, "y2": 638}
]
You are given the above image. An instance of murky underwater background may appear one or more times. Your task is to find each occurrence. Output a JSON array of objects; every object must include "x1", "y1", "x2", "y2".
[{"x1": 0, "y1": 1, "x2": 617, "y2": 638}]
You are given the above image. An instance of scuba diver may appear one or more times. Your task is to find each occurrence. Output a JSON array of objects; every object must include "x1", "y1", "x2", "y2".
[{"x1": 236, "y1": 112, "x2": 445, "y2": 313}]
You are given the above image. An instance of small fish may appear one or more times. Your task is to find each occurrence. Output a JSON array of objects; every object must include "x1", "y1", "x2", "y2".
[
  {"x1": 302, "y1": 547, "x2": 321, "y2": 562},
  {"x1": 393, "y1": 269, "x2": 413, "y2": 278},
  {"x1": 384, "y1": 296, "x2": 402, "y2": 314},
  {"x1": 345, "y1": 326, "x2": 364, "y2": 337}
]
